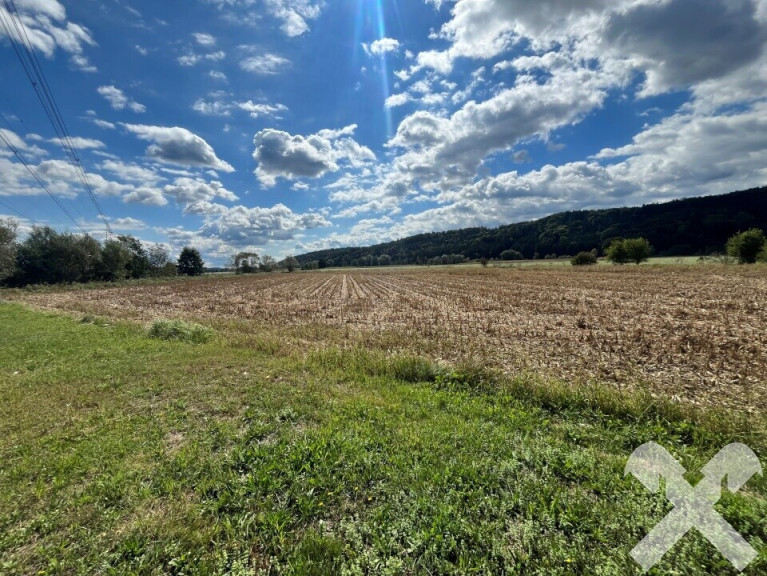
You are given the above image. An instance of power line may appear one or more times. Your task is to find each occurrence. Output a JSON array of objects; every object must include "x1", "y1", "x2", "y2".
[
  {"x1": 0, "y1": 128, "x2": 86, "y2": 233},
  {"x1": 0, "y1": 0, "x2": 112, "y2": 238},
  {"x1": 0, "y1": 196, "x2": 32, "y2": 221}
]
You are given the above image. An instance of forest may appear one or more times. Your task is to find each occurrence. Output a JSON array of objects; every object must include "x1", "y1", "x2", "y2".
[{"x1": 295, "y1": 187, "x2": 767, "y2": 267}]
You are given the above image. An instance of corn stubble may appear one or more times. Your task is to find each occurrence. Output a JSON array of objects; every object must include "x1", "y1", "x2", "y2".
[{"x1": 14, "y1": 266, "x2": 767, "y2": 412}]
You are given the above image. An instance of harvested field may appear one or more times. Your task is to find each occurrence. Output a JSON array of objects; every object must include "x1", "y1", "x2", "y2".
[{"x1": 9, "y1": 265, "x2": 767, "y2": 411}]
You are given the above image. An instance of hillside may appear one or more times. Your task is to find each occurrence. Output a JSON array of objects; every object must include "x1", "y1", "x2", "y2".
[{"x1": 296, "y1": 186, "x2": 767, "y2": 266}]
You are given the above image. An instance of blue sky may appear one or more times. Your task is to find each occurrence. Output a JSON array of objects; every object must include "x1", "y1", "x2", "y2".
[{"x1": 1, "y1": 0, "x2": 766, "y2": 264}]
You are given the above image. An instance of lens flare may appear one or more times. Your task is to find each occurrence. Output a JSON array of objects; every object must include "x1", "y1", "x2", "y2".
[{"x1": 354, "y1": 0, "x2": 397, "y2": 138}]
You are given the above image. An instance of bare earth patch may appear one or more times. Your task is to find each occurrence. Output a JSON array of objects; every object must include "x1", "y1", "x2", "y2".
[{"x1": 8, "y1": 265, "x2": 767, "y2": 412}]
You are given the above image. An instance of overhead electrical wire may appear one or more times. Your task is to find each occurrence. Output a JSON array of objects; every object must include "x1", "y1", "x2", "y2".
[
  {"x1": 0, "y1": 0, "x2": 112, "y2": 237},
  {"x1": 0, "y1": 196, "x2": 33, "y2": 221},
  {"x1": 0, "y1": 127, "x2": 86, "y2": 233}
]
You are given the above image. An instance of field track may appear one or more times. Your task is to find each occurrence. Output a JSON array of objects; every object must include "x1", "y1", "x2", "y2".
[{"x1": 9, "y1": 266, "x2": 767, "y2": 411}]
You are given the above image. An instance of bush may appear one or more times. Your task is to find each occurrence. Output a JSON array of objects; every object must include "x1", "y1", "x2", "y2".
[
  {"x1": 148, "y1": 319, "x2": 215, "y2": 343},
  {"x1": 606, "y1": 237, "x2": 652, "y2": 265},
  {"x1": 571, "y1": 251, "x2": 598, "y2": 266},
  {"x1": 726, "y1": 228, "x2": 766, "y2": 264},
  {"x1": 178, "y1": 247, "x2": 204, "y2": 276},
  {"x1": 500, "y1": 249, "x2": 524, "y2": 261},
  {"x1": 0, "y1": 218, "x2": 17, "y2": 282}
]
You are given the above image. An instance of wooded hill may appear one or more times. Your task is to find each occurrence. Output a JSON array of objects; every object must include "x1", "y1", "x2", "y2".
[{"x1": 296, "y1": 186, "x2": 767, "y2": 266}]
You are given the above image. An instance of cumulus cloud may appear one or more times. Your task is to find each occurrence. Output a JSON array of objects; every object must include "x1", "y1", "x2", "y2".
[
  {"x1": 385, "y1": 93, "x2": 412, "y2": 108},
  {"x1": 192, "y1": 98, "x2": 233, "y2": 117},
  {"x1": 264, "y1": 0, "x2": 323, "y2": 37},
  {"x1": 178, "y1": 50, "x2": 226, "y2": 66},
  {"x1": 192, "y1": 32, "x2": 217, "y2": 46},
  {"x1": 388, "y1": 66, "x2": 607, "y2": 187},
  {"x1": 602, "y1": 0, "x2": 767, "y2": 96},
  {"x1": 240, "y1": 53, "x2": 290, "y2": 74},
  {"x1": 200, "y1": 203, "x2": 330, "y2": 244},
  {"x1": 0, "y1": 0, "x2": 96, "y2": 62},
  {"x1": 363, "y1": 38, "x2": 401, "y2": 56},
  {"x1": 97, "y1": 86, "x2": 146, "y2": 113},
  {"x1": 252, "y1": 125, "x2": 376, "y2": 187},
  {"x1": 35, "y1": 159, "x2": 133, "y2": 198},
  {"x1": 123, "y1": 186, "x2": 167, "y2": 206},
  {"x1": 122, "y1": 124, "x2": 235, "y2": 173},
  {"x1": 163, "y1": 177, "x2": 239, "y2": 214},
  {"x1": 238, "y1": 100, "x2": 288, "y2": 118}
]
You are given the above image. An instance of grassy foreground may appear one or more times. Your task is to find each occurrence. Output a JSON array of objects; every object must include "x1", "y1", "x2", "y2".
[{"x1": 1, "y1": 303, "x2": 766, "y2": 575}]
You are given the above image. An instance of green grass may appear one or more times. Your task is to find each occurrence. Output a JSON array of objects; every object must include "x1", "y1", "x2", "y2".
[
  {"x1": 1, "y1": 302, "x2": 766, "y2": 575},
  {"x1": 148, "y1": 319, "x2": 216, "y2": 344}
]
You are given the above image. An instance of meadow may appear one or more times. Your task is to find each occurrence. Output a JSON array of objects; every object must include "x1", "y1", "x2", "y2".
[{"x1": 1, "y1": 264, "x2": 766, "y2": 574}]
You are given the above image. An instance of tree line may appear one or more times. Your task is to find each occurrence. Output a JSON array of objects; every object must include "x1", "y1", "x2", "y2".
[
  {"x1": 0, "y1": 221, "x2": 210, "y2": 287},
  {"x1": 294, "y1": 187, "x2": 767, "y2": 267}
]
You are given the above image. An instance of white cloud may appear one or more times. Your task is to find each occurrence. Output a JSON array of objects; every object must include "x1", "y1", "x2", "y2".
[
  {"x1": 385, "y1": 93, "x2": 412, "y2": 108},
  {"x1": 0, "y1": 0, "x2": 95, "y2": 60},
  {"x1": 178, "y1": 50, "x2": 226, "y2": 66},
  {"x1": 238, "y1": 100, "x2": 288, "y2": 118},
  {"x1": 49, "y1": 136, "x2": 105, "y2": 150},
  {"x1": 122, "y1": 124, "x2": 235, "y2": 173},
  {"x1": 163, "y1": 177, "x2": 239, "y2": 213},
  {"x1": 192, "y1": 98, "x2": 233, "y2": 117},
  {"x1": 200, "y1": 203, "x2": 330, "y2": 244},
  {"x1": 192, "y1": 32, "x2": 217, "y2": 46},
  {"x1": 240, "y1": 53, "x2": 290, "y2": 74},
  {"x1": 0, "y1": 128, "x2": 46, "y2": 157},
  {"x1": 98, "y1": 159, "x2": 164, "y2": 184},
  {"x1": 71, "y1": 54, "x2": 97, "y2": 73},
  {"x1": 111, "y1": 217, "x2": 147, "y2": 230},
  {"x1": 252, "y1": 125, "x2": 375, "y2": 187},
  {"x1": 124, "y1": 186, "x2": 167, "y2": 206},
  {"x1": 97, "y1": 86, "x2": 146, "y2": 113},
  {"x1": 363, "y1": 37, "x2": 401, "y2": 56},
  {"x1": 264, "y1": 0, "x2": 323, "y2": 37}
]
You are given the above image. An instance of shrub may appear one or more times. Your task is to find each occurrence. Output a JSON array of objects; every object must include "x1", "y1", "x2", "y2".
[
  {"x1": 606, "y1": 237, "x2": 652, "y2": 265},
  {"x1": 571, "y1": 251, "x2": 598, "y2": 266},
  {"x1": 148, "y1": 319, "x2": 215, "y2": 343},
  {"x1": 726, "y1": 228, "x2": 766, "y2": 264},
  {"x1": 178, "y1": 247, "x2": 204, "y2": 276},
  {"x1": 0, "y1": 218, "x2": 17, "y2": 282},
  {"x1": 500, "y1": 249, "x2": 524, "y2": 261}
]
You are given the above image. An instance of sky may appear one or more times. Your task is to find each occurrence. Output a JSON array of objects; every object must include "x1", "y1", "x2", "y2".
[{"x1": 1, "y1": 0, "x2": 766, "y2": 265}]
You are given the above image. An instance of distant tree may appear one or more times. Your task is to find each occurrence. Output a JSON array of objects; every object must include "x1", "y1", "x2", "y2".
[
  {"x1": 118, "y1": 235, "x2": 150, "y2": 278},
  {"x1": 147, "y1": 244, "x2": 171, "y2": 274},
  {"x1": 479, "y1": 257, "x2": 489, "y2": 267},
  {"x1": 500, "y1": 249, "x2": 523, "y2": 261},
  {"x1": 0, "y1": 218, "x2": 17, "y2": 282},
  {"x1": 605, "y1": 240, "x2": 629, "y2": 265},
  {"x1": 726, "y1": 228, "x2": 766, "y2": 264},
  {"x1": 283, "y1": 255, "x2": 299, "y2": 272},
  {"x1": 98, "y1": 239, "x2": 132, "y2": 281},
  {"x1": 303, "y1": 260, "x2": 319, "y2": 270},
  {"x1": 259, "y1": 254, "x2": 278, "y2": 272},
  {"x1": 234, "y1": 252, "x2": 260, "y2": 273},
  {"x1": 571, "y1": 251, "x2": 598, "y2": 266},
  {"x1": 606, "y1": 238, "x2": 652, "y2": 265},
  {"x1": 13, "y1": 227, "x2": 101, "y2": 285},
  {"x1": 318, "y1": 258, "x2": 328, "y2": 269},
  {"x1": 623, "y1": 238, "x2": 653, "y2": 264},
  {"x1": 178, "y1": 247, "x2": 204, "y2": 276},
  {"x1": 377, "y1": 254, "x2": 392, "y2": 266}
]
